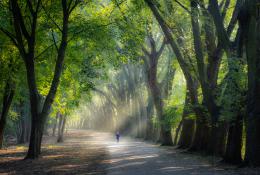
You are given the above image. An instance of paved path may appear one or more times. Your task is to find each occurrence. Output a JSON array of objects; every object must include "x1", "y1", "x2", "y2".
[
  {"x1": 1, "y1": 130, "x2": 259, "y2": 175},
  {"x1": 103, "y1": 134, "x2": 259, "y2": 175}
]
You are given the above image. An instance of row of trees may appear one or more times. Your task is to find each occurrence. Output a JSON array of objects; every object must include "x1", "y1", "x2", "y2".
[
  {"x1": 143, "y1": 0, "x2": 260, "y2": 166},
  {"x1": 0, "y1": 0, "x2": 260, "y2": 168},
  {"x1": 0, "y1": 0, "x2": 134, "y2": 159},
  {"x1": 75, "y1": 0, "x2": 260, "y2": 167}
]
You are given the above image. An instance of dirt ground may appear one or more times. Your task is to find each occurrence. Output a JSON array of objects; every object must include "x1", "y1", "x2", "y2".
[
  {"x1": 0, "y1": 130, "x2": 108, "y2": 175},
  {"x1": 0, "y1": 130, "x2": 259, "y2": 175}
]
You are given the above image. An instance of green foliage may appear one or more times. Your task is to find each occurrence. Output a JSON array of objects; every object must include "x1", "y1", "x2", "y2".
[
  {"x1": 4, "y1": 110, "x2": 19, "y2": 137},
  {"x1": 217, "y1": 57, "x2": 247, "y2": 122},
  {"x1": 163, "y1": 106, "x2": 182, "y2": 126},
  {"x1": 0, "y1": 0, "x2": 251, "y2": 155}
]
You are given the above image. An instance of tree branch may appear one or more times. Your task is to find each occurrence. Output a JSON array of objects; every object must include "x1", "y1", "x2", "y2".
[
  {"x1": 34, "y1": 43, "x2": 55, "y2": 60},
  {"x1": 142, "y1": 46, "x2": 150, "y2": 57},
  {"x1": 11, "y1": 0, "x2": 31, "y2": 40},
  {"x1": 68, "y1": 0, "x2": 80, "y2": 15},
  {"x1": 221, "y1": 0, "x2": 230, "y2": 19},
  {"x1": 42, "y1": 3, "x2": 62, "y2": 32},
  {"x1": 0, "y1": 27, "x2": 18, "y2": 47},
  {"x1": 148, "y1": 34, "x2": 156, "y2": 53},
  {"x1": 173, "y1": 0, "x2": 191, "y2": 14},
  {"x1": 208, "y1": 0, "x2": 231, "y2": 52},
  {"x1": 51, "y1": 30, "x2": 59, "y2": 52},
  {"x1": 26, "y1": 0, "x2": 35, "y2": 15},
  {"x1": 156, "y1": 39, "x2": 167, "y2": 59},
  {"x1": 226, "y1": 0, "x2": 242, "y2": 37}
]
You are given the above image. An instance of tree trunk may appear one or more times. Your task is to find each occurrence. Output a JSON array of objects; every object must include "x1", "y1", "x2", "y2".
[
  {"x1": 8, "y1": 0, "x2": 75, "y2": 159},
  {"x1": 178, "y1": 93, "x2": 195, "y2": 148},
  {"x1": 145, "y1": 96, "x2": 154, "y2": 140},
  {"x1": 190, "y1": 0, "x2": 225, "y2": 155},
  {"x1": 145, "y1": 0, "x2": 205, "y2": 146},
  {"x1": 18, "y1": 101, "x2": 26, "y2": 144},
  {"x1": 52, "y1": 112, "x2": 59, "y2": 136},
  {"x1": 207, "y1": 122, "x2": 228, "y2": 156},
  {"x1": 189, "y1": 120, "x2": 210, "y2": 152},
  {"x1": 57, "y1": 113, "x2": 63, "y2": 139},
  {"x1": 26, "y1": 2, "x2": 72, "y2": 158},
  {"x1": 57, "y1": 115, "x2": 66, "y2": 143},
  {"x1": 148, "y1": 57, "x2": 173, "y2": 145},
  {"x1": 25, "y1": 104, "x2": 31, "y2": 143},
  {"x1": 245, "y1": 117, "x2": 260, "y2": 166},
  {"x1": 244, "y1": 0, "x2": 260, "y2": 166},
  {"x1": 0, "y1": 81, "x2": 15, "y2": 148},
  {"x1": 173, "y1": 120, "x2": 182, "y2": 146},
  {"x1": 224, "y1": 115, "x2": 243, "y2": 164},
  {"x1": 25, "y1": 58, "x2": 41, "y2": 159}
]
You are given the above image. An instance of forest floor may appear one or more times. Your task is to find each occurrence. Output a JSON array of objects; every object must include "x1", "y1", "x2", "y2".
[{"x1": 0, "y1": 130, "x2": 259, "y2": 175}]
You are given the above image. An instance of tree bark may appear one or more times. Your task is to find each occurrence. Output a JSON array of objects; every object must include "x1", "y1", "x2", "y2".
[
  {"x1": 142, "y1": 35, "x2": 173, "y2": 145},
  {"x1": 224, "y1": 115, "x2": 243, "y2": 164},
  {"x1": 57, "y1": 115, "x2": 66, "y2": 143},
  {"x1": 52, "y1": 112, "x2": 59, "y2": 136},
  {"x1": 178, "y1": 93, "x2": 195, "y2": 148},
  {"x1": 57, "y1": 113, "x2": 63, "y2": 139},
  {"x1": 5, "y1": 0, "x2": 78, "y2": 159},
  {"x1": 18, "y1": 100, "x2": 26, "y2": 144},
  {"x1": 243, "y1": 0, "x2": 260, "y2": 166},
  {"x1": 24, "y1": 57, "x2": 41, "y2": 159},
  {"x1": 145, "y1": 0, "x2": 206, "y2": 147},
  {"x1": 190, "y1": 0, "x2": 223, "y2": 155},
  {"x1": 207, "y1": 122, "x2": 228, "y2": 156},
  {"x1": 26, "y1": 0, "x2": 74, "y2": 159},
  {"x1": 0, "y1": 81, "x2": 15, "y2": 148},
  {"x1": 173, "y1": 120, "x2": 182, "y2": 146},
  {"x1": 145, "y1": 96, "x2": 154, "y2": 140}
]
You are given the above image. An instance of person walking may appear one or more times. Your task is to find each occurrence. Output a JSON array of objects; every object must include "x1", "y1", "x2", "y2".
[{"x1": 116, "y1": 131, "x2": 120, "y2": 143}]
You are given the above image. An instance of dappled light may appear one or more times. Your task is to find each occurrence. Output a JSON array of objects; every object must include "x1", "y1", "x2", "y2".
[
  {"x1": 0, "y1": 130, "x2": 108, "y2": 174},
  {"x1": 1, "y1": 0, "x2": 260, "y2": 174}
]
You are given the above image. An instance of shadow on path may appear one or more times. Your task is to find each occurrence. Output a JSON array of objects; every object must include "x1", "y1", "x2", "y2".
[
  {"x1": 104, "y1": 135, "x2": 260, "y2": 175},
  {"x1": 0, "y1": 130, "x2": 108, "y2": 175},
  {"x1": 1, "y1": 130, "x2": 259, "y2": 175}
]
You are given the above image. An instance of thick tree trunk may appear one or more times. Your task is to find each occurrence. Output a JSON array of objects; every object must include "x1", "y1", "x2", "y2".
[
  {"x1": 25, "y1": 57, "x2": 42, "y2": 159},
  {"x1": 189, "y1": 120, "x2": 210, "y2": 152},
  {"x1": 243, "y1": 0, "x2": 260, "y2": 166},
  {"x1": 0, "y1": 81, "x2": 15, "y2": 148},
  {"x1": 178, "y1": 119, "x2": 195, "y2": 148},
  {"x1": 207, "y1": 122, "x2": 228, "y2": 156},
  {"x1": 224, "y1": 115, "x2": 243, "y2": 164},
  {"x1": 178, "y1": 93, "x2": 195, "y2": 148},
  {"x1": 190, "y1": 0, "x2": 224, "y2": 155},
  {"x1": 8, "y1": 0, "x2": 73, "y2": 159},
  {"x1": 26, "y1": 120, "x2": 41, "y2": 159},
  {"x1": 26, "y1": 3, "x2": 71, "y2": 159},
  {"x1": 245, "y1": 117, "x2": 260, "y2": 166},
  {"x1": 149, "y1": 77, "x2": 173, "y2": 145},
  {"x1": 173, "y1": 121, "x2": 182, "y2": 146},
  {"x1": 145, "y1": 0, "x2": 205, "y2": 146},
  {"x1": 25, "y1": 106, "x2": 31, "y2": 143},
  {"x1": 148, "y1": 58, "x2": 173, "y2": 145},
  {"x1": 141, "y1": 28, "x2": 173, "y2": 145}
]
